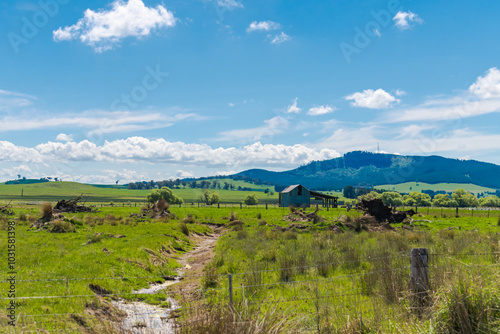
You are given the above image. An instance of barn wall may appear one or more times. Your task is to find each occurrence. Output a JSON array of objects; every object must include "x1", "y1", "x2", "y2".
[{"x1": 280, "y1": 186, "x2": 311, "y2": 207}]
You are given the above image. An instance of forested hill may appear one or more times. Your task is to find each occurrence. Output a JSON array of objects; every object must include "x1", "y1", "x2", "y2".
[{"x1": 233, "y1": 151, "x2": 500, "y2": 191}]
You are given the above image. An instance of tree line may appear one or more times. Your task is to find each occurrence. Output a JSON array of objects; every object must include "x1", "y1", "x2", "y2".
[{"x1": 343, "y1": 185, "x2": 500, "y2": 208}]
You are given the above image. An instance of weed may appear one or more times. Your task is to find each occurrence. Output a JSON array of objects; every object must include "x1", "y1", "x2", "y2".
[
  {"x1": 283, "y1": 230, "x2": 298, "y2": 240},
  {"x1": 289, "y1": 205, "x2": 296, "y2": 213},
  {"x1": 49, "y1": 220, "x2": 75, "y2": 233},
  {"x1": 18, "y1": 212, "x2": 27, "y2": 221},
  {"x1": 202, "y1": 262, "x2": 219, "y2": 289},
  {"x1": 179, "y1": 221, "x2": 189, "y2": 236},
  {"x1": 86, "y1": 233, "x2": 104, "y2": 244},
  {"x1": 257, "y1": 212, "x2": 262, "y2": 219},
  {"x1": 230, "y1": 211, "x2": 237, "y2": 222},
  {"x1": 432, "y1": 281, "x2": 500, "y2": 333},
  {"x1": 278, "y1": 253, "x2": 295, "y2": 282},
  {"x1": 41, "y1": 202, "x2": 53, "y2": 220},
  {"x1": 183, "y1": 214, "x2": 197, "y2": 224},
  {"x1": 237, "y1": 228, "x2": 248, "y2": 239}
]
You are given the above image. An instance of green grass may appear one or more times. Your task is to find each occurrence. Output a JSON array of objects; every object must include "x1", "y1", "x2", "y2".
[
  {"x1": 2, "y1": 203, "x2": 500, "y2": 332},
  {"x1": 376, "y1": 182, "x2": 497, "y2": 195},
  {"x1": 0, "y1": 181, "x2": 279, "y2": 204}
]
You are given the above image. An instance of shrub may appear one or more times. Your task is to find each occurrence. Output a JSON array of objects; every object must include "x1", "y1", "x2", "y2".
[
  {"x1": 182, "y1": 214, "x2": 197, "y2": 224},
  {"x1": 244, "y1": 194, "x2": 258, "y2": 206},
  {"x1": 179, "y1": 222, "x2": 189, "y2": 236},
  {"x1": 257, "y1": 212, "x2": 262, "y2": 219},
  {"x1": 40, "y1": 202, "x2": 53, "y2": 220},
  {"x1": 86, "y1": 233, "x2": 104, "y2": 244},
  {"x1": 229, "y1": 212, "x2": 237, "y2": 222},
  {"x1": 49, "y1": 220, "x2": 75, "y2": 233},
  {"x1": 200, "y1": 190, "x2": 220, "y2": 205},
  {"x1": 18, "y1": 212, "x2": 27, "y2": 222}
]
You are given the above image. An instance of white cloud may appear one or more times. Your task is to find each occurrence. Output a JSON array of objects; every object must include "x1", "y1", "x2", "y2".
[
  {"x1": 286, "y1": 97, "x2": 301, "y2": 114},
  {"x1": 0, "y1": 89, "x2": 36, "y2": 111},
  {"x1": 0, "y1": 111, "x2": 198, "y2": 135},
  {"x1": 393, "y1": 11, "x2": 423, "y2": 30},
  {"x1": 469, "y1": 67, "x2": 500, "y2": 99},
  {"x1": 218, "y1": 116, "x2": 289, "y2": 142},
  {"x1": 228, "y1": 103, "x2": 235, "y2": 107},
  {"x1": 0, "y1": 138, "x2": 340, "y2": 169},
  {"x1": 373, "y1": 28, "x2": 381, "y2": 37},
  {"x1": 247, "y1": 21, "x2": 281, "y2": 33},
  {"x1": 53, "y1": 0, "x2": 176, "y2": 52},
  {"x1": 345, "y1": 89, "x2": 399, "y2": 109},
  {"x1": 307, "y1": 105, "x2": 336, "y2": 116},
  {"x1": 268, "y1": 32, "x2": 291, "y2": 44},
  {"x1": 176, "y1": 170, "x2": 195, "y2": 178},
  {"x1": 395, "y1": 89, "x2": 406, "y2": 96},
  {"x1": 56, "y1": 133, "x2": 73, "y2": 142},
  {"x1": 217, "y1": 0, "x2": 243, "y2": 9}
]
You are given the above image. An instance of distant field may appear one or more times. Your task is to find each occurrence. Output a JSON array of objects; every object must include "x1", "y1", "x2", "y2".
[
  {"x1": 0, "y1": 181, "x2": 279, "y2": 204},
  {"x1": 375, "y1": 182, "x2": 497, "y2": 195}
]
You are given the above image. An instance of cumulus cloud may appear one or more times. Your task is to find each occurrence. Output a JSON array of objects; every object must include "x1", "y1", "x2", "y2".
[
  {"x1": 0, "y1": 138, "x2": 340, "y2": 169},
  {"x1": 53, "y1": 0, "x2": 176, "y2": 52},
  {"x1": 469, "y1": 67, "x2": 500, "y2": 99},
  {"x1": 176, "y1": 170, "x2": 195, "y2": 178},
  {"x1": 307, "y1": 105, "x2": 336, "y2": 116},
  {"x1": 56, "y1": 133, "x2": 73, "y2": 142},
  {"x1": 345, "y1": 89, "x2": 399, "y2": 109},
  {"x1": 393, "y1": 11, "x2": 423, "y2": 30},
  {"x1": 286, "y1": 97, "x2": 301, "y2": 114},
  {"x1": 247, "y1": 20, "x2": 281, "y2": 33},
  {"x1": 268, "y1": 32, "x2": 291, "y2": 44}
]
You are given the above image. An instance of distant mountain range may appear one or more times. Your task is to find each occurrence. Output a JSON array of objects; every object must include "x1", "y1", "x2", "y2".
[{"x1": 230, "y1": 151, "x2": 500, "y2": 191}]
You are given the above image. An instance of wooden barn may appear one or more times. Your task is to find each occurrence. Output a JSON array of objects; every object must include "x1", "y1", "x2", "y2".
[{"x1": 279, "y1": 184, "x2": 338, "y2": 208}]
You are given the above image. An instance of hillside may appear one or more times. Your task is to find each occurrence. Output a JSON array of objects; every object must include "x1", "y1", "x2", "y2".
[{"x1": 233, "y1": 151, "x2": 500, "y2": 191}]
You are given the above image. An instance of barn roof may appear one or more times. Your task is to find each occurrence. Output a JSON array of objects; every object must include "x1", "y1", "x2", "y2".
[{"x1": 281, "y1": 184, "x2": 304, "y2": 193}]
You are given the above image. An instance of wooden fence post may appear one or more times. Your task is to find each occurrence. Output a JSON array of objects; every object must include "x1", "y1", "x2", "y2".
[
  {"x1": 240, "y1": 203, "x2": 242, "y2": 209},
  {"x1": 266, "y1": 203, "x2": 268, "y2": 210},
  {"x1": 456, "y1": 207, "x2": 459, "y2": 217},
  {"x1": 410, "y1": 248, "x2": 430, "y2": 312},
  {"x1": 228, "y1": 274, "x2": 233, "y2": 308}
]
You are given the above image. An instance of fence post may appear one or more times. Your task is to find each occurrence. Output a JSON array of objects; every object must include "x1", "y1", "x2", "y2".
[
  {"x1": 410, "y1": 248, "x2": 430, "y2": 311},
  {"x1": 456, "y1": 207, "x2": 459, "y2": 217},
  {"x1": 240, "y1": 203, "x2": 242, "y2": 209},
  {"x1": 218, "y1": 203, "x2": 220, "y2": 209},
  {"x1": 471, "y1": 209, "x2": 474, "y2": 217},
  {"x1": 266, "y1": 203, "x2": 268, "y2": 210},
  {"x1": 228, "y1": 274, "x2": 233, "y2": 308}
]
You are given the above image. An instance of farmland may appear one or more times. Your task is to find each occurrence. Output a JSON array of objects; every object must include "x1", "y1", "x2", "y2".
[{"x1": 1, "y1": 185, "x2": 500, "y2": 333}]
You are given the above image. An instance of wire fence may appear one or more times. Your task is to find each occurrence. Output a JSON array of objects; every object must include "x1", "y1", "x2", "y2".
[{"x1": 1, "y1": 251, "x2": 499, "y2": 333}]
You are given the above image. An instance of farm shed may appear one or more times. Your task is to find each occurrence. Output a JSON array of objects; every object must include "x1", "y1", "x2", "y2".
[{"x1": 279, "y1": 184, "x2": 338, "y2": 208}]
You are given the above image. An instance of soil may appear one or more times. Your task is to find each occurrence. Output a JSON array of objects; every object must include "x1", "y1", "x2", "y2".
[{"x1": 167, "y1": 227, "x2": 224, "y2": 302}]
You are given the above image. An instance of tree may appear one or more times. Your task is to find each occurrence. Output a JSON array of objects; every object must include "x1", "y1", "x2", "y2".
[
  {"x1": 244, "y1": 193, "x2": 259, "y2": 205},
  {"x1": 343, "y1": 185, "x2": 356, "y2": 199},
  {"x1": 479, "y1": 195, "x2": 500, "y2": 208},
  {"x1": 452, "y1": 189, "x2": 479, "y2": 207},
  {"x1": 432, "y1": 194, "x2": 458, "y2": 207},
  {"x1": 403, "y1": 192, "x2": 432, "y2": 207},
  {"x1": 147, "y1": 187, "x2": 183, "y2": 204},
  {"x1": 200, "y1": 190, "x2": 220, "y2": 205},
  {"x1": 358, "y1": 191, "x2": 380, "y2": 201},
  {"x1": 380, "y1": 191, "x2": 403, "y2": 207}
]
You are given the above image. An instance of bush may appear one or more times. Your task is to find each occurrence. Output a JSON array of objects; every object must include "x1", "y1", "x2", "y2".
[
  {"x1": 18, "y1": 212, "x2": 27, "y2": 222},
  {"x1": 200, "y1": 190, "x2": 220, "y2": 205},
  {"x1": 49, "y1": 220, "x2": 75, "y2": 233},
  {"x1": 40, "y1": 203, "x2": 53, "y2": 220},
  {"x1": 244, "y1": 194, "x2": 258, "y2": 206}
]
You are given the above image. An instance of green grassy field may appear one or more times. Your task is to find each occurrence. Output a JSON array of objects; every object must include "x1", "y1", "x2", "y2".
[
  {"x1": 1, "y1": 202, "x2": 500, "y2": 333},
  {"x1": 375, "y1": 182, "x2": 497, "y2": 195},
  {"x1": 0, "y1": 181, "x2": 279, "y2": 204}
]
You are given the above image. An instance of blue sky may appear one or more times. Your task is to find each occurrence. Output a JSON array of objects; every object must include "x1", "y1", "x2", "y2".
[{"x1": 1, "y1": 0, "x2": 500, "y2": 184}]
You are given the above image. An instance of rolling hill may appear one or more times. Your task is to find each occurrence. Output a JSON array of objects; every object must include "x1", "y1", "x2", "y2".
[{"x1": 232, "y1": 151, "x2": 500, "y2": 191}]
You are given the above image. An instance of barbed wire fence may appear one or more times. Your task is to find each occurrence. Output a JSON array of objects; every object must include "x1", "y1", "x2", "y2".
[{"x1": 1, "y1": 250, "x2": 499, "y2": 333}]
